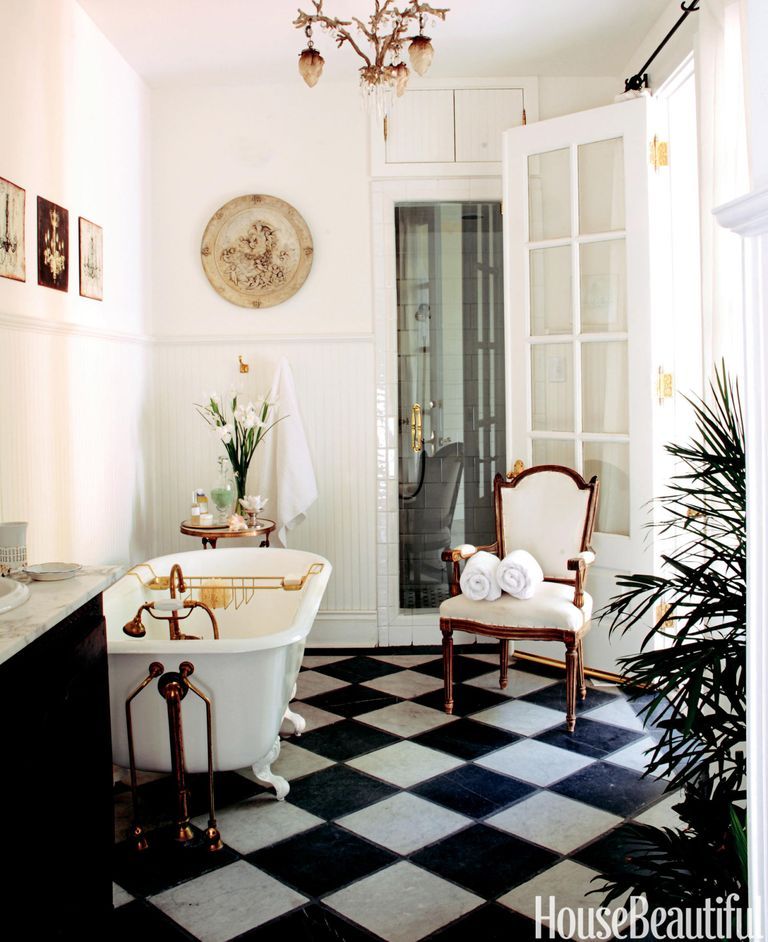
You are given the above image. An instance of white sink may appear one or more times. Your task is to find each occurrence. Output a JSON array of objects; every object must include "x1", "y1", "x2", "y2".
[{"x1": 0, "y1": 578, "x2": 30, "y2": 615}]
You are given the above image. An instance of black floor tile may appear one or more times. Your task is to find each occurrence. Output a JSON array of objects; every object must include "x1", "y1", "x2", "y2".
[
  {"x1": 285, "y1": 764, "x2": 398, "y2": 820},
  {"x1": 519, "y1": 682, "x2": 622, "y2": 713},
  {"x1": 571, "y1": 822, "x2": 657, "y2": 878},
  {"x1": 551, "y1": 762, "x2": 669, "y2": 818},
  {"x1": 314, "y1": 656, "x2": 403, "y2": 684},
  {"x1": 112, "y1": 826, "x2": 239, "y2": 898},
  {"x1": 233, "y1": 904, "x2": 379, "y2": 941},
  {"x1": 415, "y1": 654, "x2": 498, "y2": 683},
  {"x1": 248, "y1": 823, "x2": 396, "y2": 897},
  {"x1": 534, "y1": 718, "x2": 644, "y2": 759},
  {"x1": 509, "y1": 657, "x2": 566, "y2": 680},
  {"x1": 413, "y1": 685, "x2": 509, "y2": 717},
  {"x1": 412, "y1": 717, "x2": 520, "y2": 760},
  {"x1": 110, "y1": 900, "x2": 199, "y2": 942},
  {"x1": 413, "y1": 764, "x2": 536, "y2": 819},
  {"x1": 302, "y1": 684, "x2": 402, "y2": 718},
  {"x1": 411, "y1": 824, "x2": 557, "y2": 898},
  {"x1": 427, "y1": 904, "x2": 560, "y2": 942},
  {"x1": 295, "y1": 720, "x2": 400, "y2": 761},
  {"x1": 131, "y1": 771, "x2": 262, "y2": 827}
]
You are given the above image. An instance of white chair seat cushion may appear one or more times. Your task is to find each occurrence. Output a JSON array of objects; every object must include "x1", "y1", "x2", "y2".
[{"x1": 440, "y1": 581, "x2": 592, "y2": 632}]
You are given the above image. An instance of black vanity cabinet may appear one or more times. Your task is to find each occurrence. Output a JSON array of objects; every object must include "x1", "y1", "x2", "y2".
[{"x1": 0, "y1": 593, "x2": 113, "y2": 937}]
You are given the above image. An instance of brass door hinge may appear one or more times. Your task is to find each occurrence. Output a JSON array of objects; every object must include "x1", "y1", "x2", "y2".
[
  {"x1": 650, "y1": 135, "x2": 669, "y2": 171},
  {"x1": 383, "y1": 116, "x2": 388, "y2": 142},
  {"x1": 655, "y1": 602, "x2": 674, "y2": 628},
  {"x1": 657, "y1": 367, "x2": 673, "y2": 404}
]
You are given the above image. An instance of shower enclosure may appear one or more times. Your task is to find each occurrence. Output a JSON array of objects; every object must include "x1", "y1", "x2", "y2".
[{"x1": 396, "y1": 201, "x2": 505, "y2": 610}]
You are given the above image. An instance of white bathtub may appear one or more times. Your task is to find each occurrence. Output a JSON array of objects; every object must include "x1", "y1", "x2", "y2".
[{"x1": 105, "y1": 547, "x2": 331, "y2": 797}]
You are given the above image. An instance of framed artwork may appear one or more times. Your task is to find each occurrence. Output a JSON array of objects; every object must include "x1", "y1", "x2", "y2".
[
  {"x1": 0, "y1": 176, "x2": 26, "y2": 282},
  {"x1": 200, "y1": 194, "x2": 313, "y2": 308},
  {"x1": 78, "y1": 217, "x2": 103, "y2": 301},
  {"x1": 37, "y1": 196, "x2": 69, "y2": 292}
]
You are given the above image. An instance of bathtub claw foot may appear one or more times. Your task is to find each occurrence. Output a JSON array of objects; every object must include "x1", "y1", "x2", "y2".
[
  {"x1": 283, "y1": 705, "x2": 306, "y2": 737},
  {"x1": 253, "y1": 764, "x2": 290, "y2": 800}
]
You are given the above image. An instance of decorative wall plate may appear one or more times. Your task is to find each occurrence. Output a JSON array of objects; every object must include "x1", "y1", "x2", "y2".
[{"x1": 201, "y1": 194, "x2": 313, "y2": 308}]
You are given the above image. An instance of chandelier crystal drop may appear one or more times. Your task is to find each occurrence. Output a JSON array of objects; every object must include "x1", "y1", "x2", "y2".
[{"x1": 293, "y1": 1, "x2": 449, "y2": 112}]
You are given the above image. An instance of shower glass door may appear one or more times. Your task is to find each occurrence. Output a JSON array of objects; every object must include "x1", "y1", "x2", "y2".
[{"x1": 396, "y1": 202, "x2": 505, "y2": 611}]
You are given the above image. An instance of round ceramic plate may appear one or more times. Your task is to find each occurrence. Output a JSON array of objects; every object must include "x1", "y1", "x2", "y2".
[
  {"x1": 24, "y1": 563, "x2": 82, "y2": 581},
  {"x1": 200, "y1": 194, "x2": 313, "y2": 309}
]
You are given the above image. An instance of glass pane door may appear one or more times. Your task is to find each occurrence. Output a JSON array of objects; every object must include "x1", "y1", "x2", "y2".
[{"x1": 396, "y1": 202, "x2": 505, "y2": 610}]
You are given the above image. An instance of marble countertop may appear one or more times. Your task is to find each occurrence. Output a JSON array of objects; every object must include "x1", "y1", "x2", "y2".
[{"x1": 0, "y1": 565, "x2": 124, "y2": 667}]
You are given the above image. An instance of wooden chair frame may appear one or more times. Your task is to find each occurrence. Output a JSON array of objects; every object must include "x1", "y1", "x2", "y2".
[{"x1": 439, "y1": 466, "x2": 599, "y2": 732}]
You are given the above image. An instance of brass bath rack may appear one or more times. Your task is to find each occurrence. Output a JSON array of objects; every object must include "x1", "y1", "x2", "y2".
[{"x1": 127, "y1": 561, "x2": 325, "y2": 610}]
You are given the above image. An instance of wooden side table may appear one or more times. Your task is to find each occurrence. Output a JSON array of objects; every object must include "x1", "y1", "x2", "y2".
[{"x1": 180, "y1": 518, "x2": 276, "y2": 550}]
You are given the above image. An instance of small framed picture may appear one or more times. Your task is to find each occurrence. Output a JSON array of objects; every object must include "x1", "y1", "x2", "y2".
[
  {"x1": 37, "y1": 196, "x2": 69, "y2": 291},
  {"x1": 78, "y1": 217, "x2": 103, "y2": 301},
  {"x1": 0, "y1": 176, "x2": 26, "y2": 282}
]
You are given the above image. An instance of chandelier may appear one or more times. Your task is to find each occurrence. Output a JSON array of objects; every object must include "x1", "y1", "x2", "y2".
[{"x1": 293, "y1": 1, "x2": 449, "y2": 113}]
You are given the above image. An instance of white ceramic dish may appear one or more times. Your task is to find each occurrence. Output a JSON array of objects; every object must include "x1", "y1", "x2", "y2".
[
  {"x1": 0, "y1": 577, "x2": 30, "y2": 614},
  {"x1": 24, "y1": 563, "x2": 83, "y2": 582}
]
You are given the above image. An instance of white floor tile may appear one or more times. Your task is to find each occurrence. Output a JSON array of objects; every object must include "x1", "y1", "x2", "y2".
[
  {"x1": 462, "y1": 653, "x2": 500, "y2": 665},
  {"x1": 363, "y1": 670, "x2": 443, "y2": 698},
  {"x1": 151, "y1": 860, "x2": 307, "y2": 942},
  {"x1": 279, "y1": 702, "x2": 342, "y2": 734},
  {"x1": 372, "y1": 654, "x2": 441, "y2": 668},
  {"x1": 325, "y1": 861, "x2": 482, "y2": 942},
  {"x1": 192, "y1": 797, "x2": 323, "y2": 854},
  {"x1": 472, "y1": 699, "x2": 564, "y2": 736},
  {"x1": 346, "y1": 740, "x2": 463, "y2": 788},
  {"x1": 272, "y1": 741, "x2": 335, "y2": 780},
  {"x1": 487, "y1": 791, "x2": 622, "y2": 854},
  {"x1": 583, "y1": 698, "x2": 647, "y2": 732},
  {"x1": 339, "y1": 792, "x2": 471, "y2": 855},
  {"x1": 295, "y1": 669, "x2": 350, "y2": 700},
  {"x1": 605, "y1": 736, "x2": 657, "y2": 772},
  {"x1": 301, "y1": 655, "x2": 352, "y2": 669},
  {"x1": 359, "y1": 701, "x2": 457, "y2": 738},
  {"x1": 476, "y1": 738, "x2": 593, "y2": 786},
  {"x1": 633, "y1": 792, "x2": 685, "y2": 829},
  {"x1": 113, "y1": 883, "x2": 133, "y2": 908},
  {"x1": 465, "y1": 668, "x2": 558, "y2": 698}
]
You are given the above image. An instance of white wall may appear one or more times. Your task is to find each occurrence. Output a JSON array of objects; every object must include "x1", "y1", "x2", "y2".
[{"x1": 0, "y1": 0, "x2": 152, "y2": 565}]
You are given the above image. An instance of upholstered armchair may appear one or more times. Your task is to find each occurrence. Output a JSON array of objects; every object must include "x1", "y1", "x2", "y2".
[{"x1": 439, "y1": 466, "x2": 599, "y2": 732}]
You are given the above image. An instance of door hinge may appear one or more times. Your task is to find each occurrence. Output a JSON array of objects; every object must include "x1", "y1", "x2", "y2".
[
  {"x1": 657, "y1": 367, "x2": 673, "y2": 404},
  {"x1": 649, "y1": 135, "x2": 669, "y2": 171},
  {"x1": 655, "y1": 602, "x2": 674, "y2": 628},
  {"x1": 383, "y1": 115, "x2": 388, "y2": 142}
]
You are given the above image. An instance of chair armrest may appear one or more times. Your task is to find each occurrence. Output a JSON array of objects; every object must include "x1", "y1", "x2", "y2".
[
  {"x1": 567, "y1": 551, "x2": 595, "y2": 608},
  {"x1": 441, "y1": 542, "x2": 499, "y2": 597}
]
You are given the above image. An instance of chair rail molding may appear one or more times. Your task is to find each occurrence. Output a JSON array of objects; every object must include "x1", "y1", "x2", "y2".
[{"x1": 714, "y1": 186, "x2": 768, "y2": 933}]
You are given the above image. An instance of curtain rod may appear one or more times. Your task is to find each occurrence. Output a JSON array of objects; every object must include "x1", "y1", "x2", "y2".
[{"x1": 625, "y1": 0, "x2": 700, "y2": 92}]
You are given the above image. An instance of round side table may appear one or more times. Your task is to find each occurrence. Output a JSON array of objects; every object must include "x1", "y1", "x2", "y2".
[{"x1": 180, "y1": 518, "x2": 276, "y2": 550}]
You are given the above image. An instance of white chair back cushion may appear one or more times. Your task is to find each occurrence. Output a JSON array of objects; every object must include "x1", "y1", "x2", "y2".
[{"x1": 500, "y1": 472, "x2": 590, "y2": 580}]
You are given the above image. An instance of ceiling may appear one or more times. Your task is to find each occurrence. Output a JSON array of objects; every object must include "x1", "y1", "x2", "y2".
[{"x1": 78, "y1": 0, "x2": 671, "y2": 87}]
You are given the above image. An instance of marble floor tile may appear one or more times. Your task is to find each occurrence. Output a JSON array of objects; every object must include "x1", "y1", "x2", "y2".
[
  {"x1": 151, "y1": 860, "x2": 307, "y2": 942},
  {"x1": 362, "y1": 669, "x2": 444, "y2": 699},
  {"x1": 345, "y1": 740, "x2": 463, "y2": 788},
  {"x1": 191, "y1": 796, "x2": 323, "y2": 855},
  {"x1": 487, "y1": 791, "x2": 623, "y2": 855},
  {"x1": 583, "y1": 698, "x2": 647, "y2": 732},
  {"x1": 476, "y1": 738, "x2": 594, "y2": 786},
  {"x1": 279, "y1": 702, "x2": 342, "y2": 735},
  {"x1": 604, "y1": 736, "x2": 657, "y2": 772},
  {"x1": 324, "y1": 861, "x2": 483, "y2": 942},
  {"x1": 295, "y1": 669, "x2": 350, "y2": 700},
  {"x1": 338, "y1": 792, "x2": 471, "y2": 855},
  {"x1": 372, "y1": 654, "x2": 441, "y2": 668},
  {"x1": 301, "y1": 655, "x2": 352, "y2": 669},
  {"x1": 271, "y1": 741, "x2": 336, "y2": 780},
  {"x1": 113, "y1": 882, "x2": 133, "y2": 908},
  {"x1": 359, "y1": 701, "x2": 457, "y2": 738},
  {"x1": 633, "y1": 792, "x2": 685, "y2": 829},
  {"x1": 472, "y1": 700, "x2": 565, "y2": 736},
  {"x1": 465, "y1": 668, "x2": 558, "y2": 698}
]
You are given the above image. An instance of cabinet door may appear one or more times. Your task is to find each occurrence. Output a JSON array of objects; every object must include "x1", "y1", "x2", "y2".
[
  {"x1": 503, "y1": 97, "x2": 663, "y2": 674},
  {"x1": 385, "y1": 89, "x2": 455, "y2": 163},
  {"x1": 455, "y1": 88, "x2": 524, "y2": 162}
]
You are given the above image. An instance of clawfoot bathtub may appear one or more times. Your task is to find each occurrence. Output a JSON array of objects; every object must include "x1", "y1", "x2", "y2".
[{"x1": 104, "y1": 548, "x2": 331, "y2": 799}]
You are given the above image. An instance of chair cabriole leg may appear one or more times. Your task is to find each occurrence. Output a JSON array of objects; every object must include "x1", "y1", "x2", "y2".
[
  {"x1": 499, "y1": 639, "x2": 510, "y2": 689},
  {"x1": 577, "y1": 637, "x2": 586, "y2": 700},
  {"x1": 565, "y1": 640, "x2": 578, "y2": 732},
  {"x1": 440, "y1": 619, "x2": 454, "y2": 714}
]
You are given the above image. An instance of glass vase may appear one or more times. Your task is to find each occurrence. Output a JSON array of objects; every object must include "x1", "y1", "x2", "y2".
[{"x1": 211, "y1": 457, "x2": 236, "y2": 524}]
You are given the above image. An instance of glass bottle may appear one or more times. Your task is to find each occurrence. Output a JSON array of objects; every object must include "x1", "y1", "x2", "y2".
[{"x1": 211, "y1": 456, "x2": 236, "y2": 523}]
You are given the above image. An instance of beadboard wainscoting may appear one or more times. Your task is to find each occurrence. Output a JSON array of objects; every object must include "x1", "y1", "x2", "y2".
[
  {"x1": 0, "y1": 316, "x2": 153, "y2": 566},
  {"x1": 149, "y1": 337, "x2": 377, "y2": 643}
]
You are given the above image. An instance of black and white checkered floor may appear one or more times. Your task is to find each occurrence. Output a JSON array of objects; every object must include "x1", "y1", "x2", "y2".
[{"x1": 111, "y1": 647, "x2": 681, "y2": 942}]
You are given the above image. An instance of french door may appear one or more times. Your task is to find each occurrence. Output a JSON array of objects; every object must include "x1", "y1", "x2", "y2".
[{"x1": 502, "y1": 97, "x2": 666, "y2": 673}]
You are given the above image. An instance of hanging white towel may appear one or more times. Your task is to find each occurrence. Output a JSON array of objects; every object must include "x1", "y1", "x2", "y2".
[
  {"x1": 255, "y1": 357, "x2": 318, "y2": 547},
  {"x1": 496, "y1": 549, "x2": 544, "y2": 600},
  {"x1": 460, "y1": 551, "x2": 502, "y2": 602}
]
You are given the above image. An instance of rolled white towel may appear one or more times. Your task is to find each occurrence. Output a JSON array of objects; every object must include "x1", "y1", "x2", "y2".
[
  {"x1": 496, "y1": 549, "x2": 544, "y2": 600},
  {"x1": 460, "y1": 551, "x2": 502, "y2": 602}
]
